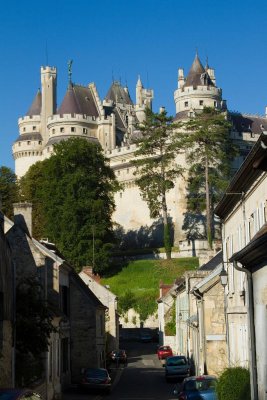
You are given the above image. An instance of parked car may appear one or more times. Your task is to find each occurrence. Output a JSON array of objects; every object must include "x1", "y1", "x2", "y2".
[
  {"x1": 0, "y1": 389, "x2": 42, "y2": 399},
  {"x1": 173, "y1": 375, "x2": 218, "y2": 399},
  {"x1": 108, "y1": 349, "x2": 127, "y2": 364},
  {"x1": 79, "y1": 367, "x2": 112, "y2": 393},
  {"x1": 157, "y1": 345, "x2": 173, "y2": 360},
  {"x1": 165, "y1": 355, "x2": 191, "y2": 381},
  {"x1": 140, "y1": 332, "x2": 153, "y2": 342}
]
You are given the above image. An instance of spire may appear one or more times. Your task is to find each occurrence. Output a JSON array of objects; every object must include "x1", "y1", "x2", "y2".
[
  {"x1": 26, "y1": 89, "x2": 42, "y2": 116},
  {"x1": 137, "y1": 75, "x2": 143, "y2": 87},
  {"x1": 184, "y1": 54, "x2": 214, "y2": 88},
  {"x1": 57, "y1": 84, "x2": 81, "y2": 114}
]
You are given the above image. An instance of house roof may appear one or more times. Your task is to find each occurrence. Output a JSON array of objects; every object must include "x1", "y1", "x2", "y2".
[
  {"x1": 215, "y1": 131, "x2": 267, "y2": 219},
  {"x1": 184, "y1": 54, "x2": 214, "y2": 88},
  {"x1": 105, "y1": 81, "x2": 133, "y2": 105},
  {"x1": 57, "y1": 84, "x2": 99, "y2": 117},
  {"x1": 26, "y1": 89, "x2": 42, "y2": 116},
  {"x1": 229, "y1": 223, "x2": 267, "y2": 270},
  {"x1": 70, "y1": 272, "x2": 107, "y2": 309},
  {"x1": 199, "y1": 251, "x2": 223, "y2": 271}
]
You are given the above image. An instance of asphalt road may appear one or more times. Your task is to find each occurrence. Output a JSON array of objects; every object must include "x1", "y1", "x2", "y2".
[{"x1": 63, "y1": 339, "x2": 181, "y2": 400}]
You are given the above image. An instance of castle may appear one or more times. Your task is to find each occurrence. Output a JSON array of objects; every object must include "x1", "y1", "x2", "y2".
[{"x1": 13, "y1": 54, "x2": 266, "y2": 258}]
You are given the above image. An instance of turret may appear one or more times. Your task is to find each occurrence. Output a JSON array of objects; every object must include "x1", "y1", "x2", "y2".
[
  {"x1": 41, "y1": 66, "x2": 57, "y2": 144},
  {"x1": 135, "y1": 76, "x2": 154, "y2": 122},
  {"x1": 174, "y1": 54, "x2": 224, "y2": 117}
]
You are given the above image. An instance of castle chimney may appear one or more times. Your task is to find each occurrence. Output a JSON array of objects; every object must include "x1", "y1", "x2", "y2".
[{"x1": 13, "y1": 202, "x2": 32, "y2": 237}]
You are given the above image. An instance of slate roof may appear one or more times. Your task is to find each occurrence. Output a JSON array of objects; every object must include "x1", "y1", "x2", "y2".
[
  {"x1": 57, "y1": 84, "x2": 99, "y2": 117},
  {"x1": 105, "y1": 81, "x2": 133, "y2": 105},
  {"x1": 14, "y1": 133, "x2": 42, "y2": 142},
  {"x1": 26, "y1": 90, "x2": 42, "y2": 116},
  {"x1": 184, "y1": 54, "x2": 214, "y2": 88},
  {"x1": 199, "y1": 251, "x2": 222, "y2": 271},
  {"x1": 230, "y1": 113, "x2": 267, "y2": 135}
]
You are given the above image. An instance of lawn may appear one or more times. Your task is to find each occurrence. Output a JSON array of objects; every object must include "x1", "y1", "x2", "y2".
[{"x1": 101, "y1": 257, "x2": 199, "y2": 321}]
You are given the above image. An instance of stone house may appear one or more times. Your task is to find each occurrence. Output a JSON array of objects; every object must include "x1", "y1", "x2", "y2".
[
  {"x1": 69, "y1": 272, "x2": 106, "y2": 383},
  {"x1": 79, "y1": 267, "x2": 119, "y2": 352},
  {"x1": 0, "y1": 211, "x2": 13, "y2": 387},
  {"x1": 215, "y1": 131, "x2": 267, "y2": 400},
  {"x1": 190, "y1": 252, "x2": 227, "y2": 376},
  {"x1": 157, "y1": 282, "x2": 177, "y2": 348}
]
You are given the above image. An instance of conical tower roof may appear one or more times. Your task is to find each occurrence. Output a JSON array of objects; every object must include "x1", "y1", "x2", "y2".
[
  {"x1": 184, "y1": 54, "x2": 214, "y2": 88},
  {"x1": 105, "y1": 81, "x2": 133, "y2": 105},
  {"x1": 57, "y1": 84, "x2": 99, "y2": 117},
  {"x1": 26, "y1": 89, "x2": 42, "y2": 116}
]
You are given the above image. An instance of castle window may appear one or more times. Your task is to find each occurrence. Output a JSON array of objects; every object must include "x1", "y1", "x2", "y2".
[
  {"x1": 127, "y1": 168, "x2": 129, "y2": 174},
  {"x1": 18, "y1": 142, "x2": 21, "y2": 146},
  {"x1": 184, "y1": 101, "x2": 188, "y2": 107},
  {"x1": 23, "y1": 127, "x2": 26, "y2": 132},
  {"x1": 52, "y1": 129, "x2": 55, "y2": 134},
  {"x1": 71, "y1": 127, "x2": 76, "y2": 132},
  {"x1": 214, "y1": 101, "x2": 217, "y2": 107},
  {"x1": 27, "y1": 141, "x2": 30, "y2": 145},
  {"x1": 60, "y1": 127, "x2": 65, "y2": 133},
  {"x1": 33, "y1": 126, "x2": 36, "y2": 131},
  {"x1": 83, "y1": 128, "x2": 87, "y2": 134},
  {"x1": 120, "y1": 192, "x2": 122, "y2": 198},
  {"x1": 117, "y1": 170, "x2": 120, "y2": 176},
  {"x1": 38, "y1": 141, "x2": 42, "y2": 145},
  {"x1": 199, "y1": 100, "x2": 203, "y2": 106}
]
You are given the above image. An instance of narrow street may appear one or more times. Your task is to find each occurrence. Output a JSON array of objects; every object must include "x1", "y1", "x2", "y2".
[{"x1": 63, "y1": 339, "x2": 180, "y2": 400}]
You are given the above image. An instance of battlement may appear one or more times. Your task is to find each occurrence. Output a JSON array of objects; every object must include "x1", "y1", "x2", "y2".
[
  {"x1": 19, "y1": 115, "x2": 41, "y2": 124},
  {"x1": 105, "y1": 143, "x2": 137, "y2": 158},
  {"x1": 47, "y1": 113, "x2": 99, "y2": 125},
  {"x1": 177, "y1": 85, "x2": 221, "y2": 96},
  {"x1": 41, "y1": 66, "x2": 57, "y2": 72}
]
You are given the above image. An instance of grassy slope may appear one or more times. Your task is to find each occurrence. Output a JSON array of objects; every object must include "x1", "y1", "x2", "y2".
[{"x1": 101, "y1": 257, "x2": 199, "y2": 320}]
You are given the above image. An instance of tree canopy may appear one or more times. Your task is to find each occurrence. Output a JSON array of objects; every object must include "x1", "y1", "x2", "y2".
[
  {"x1": 181, "y1": 107, "x2": 237, "y2": 247},
  {"x1": 133, "y1": 108, "x2": 183, "y2": 258},
  {"x1": 0, "y1": 166, "x2": 19, "y2": 218},
  {"x1": 19, "y1": 138, "x2": 119, "y2": 273}
]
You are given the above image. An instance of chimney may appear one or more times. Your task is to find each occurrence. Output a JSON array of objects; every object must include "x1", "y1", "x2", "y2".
[{"x1": 13, "y1": 202, "x2": 32, "y2": 237}]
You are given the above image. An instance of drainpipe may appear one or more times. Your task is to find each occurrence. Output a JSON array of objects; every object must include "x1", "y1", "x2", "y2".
[{"x1": 232, "y1": 260, "x2": 258, "y2": 400}]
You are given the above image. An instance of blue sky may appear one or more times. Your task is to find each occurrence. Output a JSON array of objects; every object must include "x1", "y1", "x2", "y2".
[{"x1": 1, "y1": 0, "x2": 267, "y2": 170}]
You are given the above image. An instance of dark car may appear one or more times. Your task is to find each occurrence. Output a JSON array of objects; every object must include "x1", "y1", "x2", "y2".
[
  {"x1": 157, "y1": 345, "x2": 173, "y2": 360},
  {"x1": 79, "y1": 368, "x2": 112, "y2": 393},
  {"x1": 173, "y1": 375, "x2": 218, "y2": 399},
  {"x1": 165, "y1": 355, "x2": 191, "y2": 381},
  {"x1": 0, "y1": 389, "x2": 42, "y2": 400},
  {"x1": 108, "y1": 349, "x2": 127, "y2": 364}
]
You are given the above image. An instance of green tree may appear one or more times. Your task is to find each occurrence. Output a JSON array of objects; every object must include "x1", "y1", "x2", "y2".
[
  {"x1": 133, "y1": 109, "x2": 183, "y2": 259},
  {"x1": 0, "y1": 166, "x2": 19, "y2": 218},
  {"x1": 181, "y1": 107, "x2": 236, "y2": 248},
  {"x1": 19, "y1": 138, "x2": 119, "y2": 274}
]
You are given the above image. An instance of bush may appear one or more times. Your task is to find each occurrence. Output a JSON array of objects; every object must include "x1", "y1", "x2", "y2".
[{"x1": 216, "y1": 367, "x2": 250, "y2": 400}]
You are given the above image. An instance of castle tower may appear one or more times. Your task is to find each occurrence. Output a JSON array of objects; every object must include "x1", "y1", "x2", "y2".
[
  {"x1": 135, "y1": 76, "x2": 154, "y2": 123},
  {"x1": 174, "y1": 54, "x2": 226, "y2": 118},
  {"x1": 41, "y1": 66, "x2": 57, "y2": 144}
]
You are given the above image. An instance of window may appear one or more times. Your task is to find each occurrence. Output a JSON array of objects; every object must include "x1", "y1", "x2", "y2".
[
  {"x1": 214, "y1": 101, "x2": 217, "y2": 107},
  {"x1": 38, "y1": 141, "x2": 42, "y2": 145},
  {"x1": 71, "y1": 127, "x2": 76, "y2": 132},
  {"x1": 60, "y1": 127, "x2": 65, "y2": 133},
  {"x1": 23, "y1": 127, "x2": 26, "y2": 132},
  {"x1": 33, "y1": 126, "x2": 36, "y2": 131},
  {"x1": 199, "y1": 100, "x2": 203, "y2": 106},
  {"x1": 184, "y1": 101, "x2": 188, "y2": 107},
  {"x1": 27, "y1": 141, "x2": 31, "y2": 145},
  {"x1": 60, "y1": 285, "x2": 69, "y2": 316},
  {"x1": 83, "y1": 128, "x2": 87, "y2": 134},
  {"x1": 52, "y1": 129, "x2": 55, "y2": 134}
]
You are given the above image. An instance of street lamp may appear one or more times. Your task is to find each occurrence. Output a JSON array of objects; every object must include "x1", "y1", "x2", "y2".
[{"x1": 219, "y1": 266, "x2": 228, "y2": 287}]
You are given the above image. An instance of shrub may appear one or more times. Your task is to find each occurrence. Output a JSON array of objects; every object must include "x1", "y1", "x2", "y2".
[{"x1": 216, "y1": 367, "x2": 250, "y2": 400}]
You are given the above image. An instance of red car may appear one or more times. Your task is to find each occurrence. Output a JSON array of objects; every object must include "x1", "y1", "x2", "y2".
[{"x1": 157, "y1": 345, "x2": 173, "y2": 360}]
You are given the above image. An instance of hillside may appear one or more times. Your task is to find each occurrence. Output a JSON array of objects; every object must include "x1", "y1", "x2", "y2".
[{"x1": 101, "y1": 257, "x2": 199, "y2": 322}]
